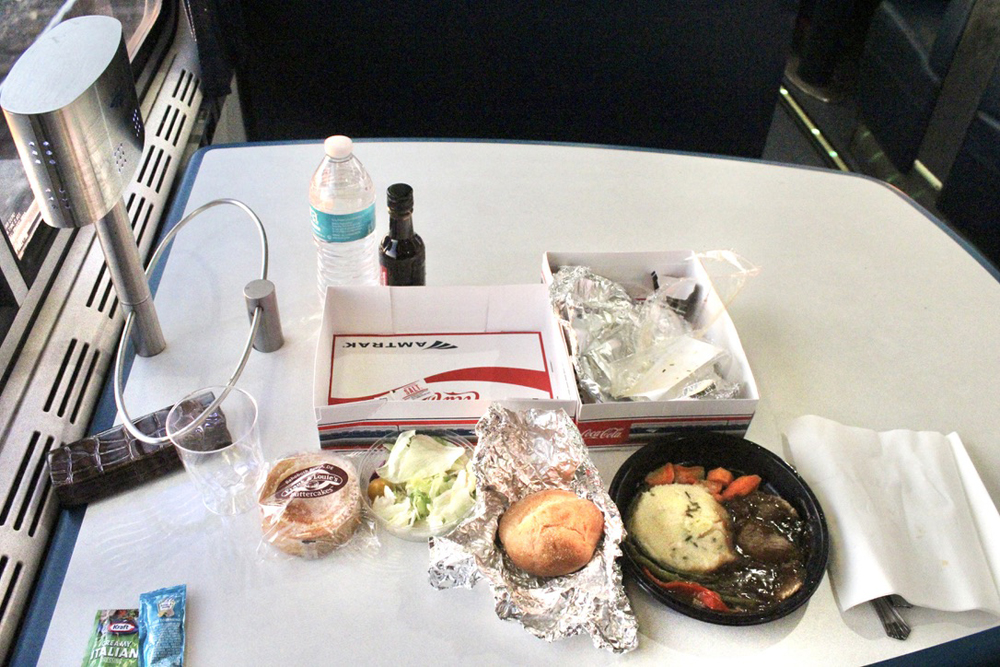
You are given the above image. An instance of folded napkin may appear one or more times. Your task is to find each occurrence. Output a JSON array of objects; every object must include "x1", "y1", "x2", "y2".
[{"x1": 786, "y1": 415, "x2": 1000, "y2": 614}]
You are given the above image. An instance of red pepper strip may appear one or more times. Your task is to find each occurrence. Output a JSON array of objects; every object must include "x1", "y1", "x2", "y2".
[{"x1": 642, "y1": 567, "x2": 731, "y2": 612}]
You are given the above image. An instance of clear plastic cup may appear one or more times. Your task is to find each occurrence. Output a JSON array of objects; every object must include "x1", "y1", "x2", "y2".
[{"x1": 166, "y1": 386, "x2": 265, "y2": 515}]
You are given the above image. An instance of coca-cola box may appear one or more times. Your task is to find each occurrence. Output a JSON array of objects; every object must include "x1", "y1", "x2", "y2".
[
  {"x1": 313, "y1": 284, "x2": 580, "y2": 449},
  {"x1": 542, "y1": 251, "x2": 759, "y2": 447}
]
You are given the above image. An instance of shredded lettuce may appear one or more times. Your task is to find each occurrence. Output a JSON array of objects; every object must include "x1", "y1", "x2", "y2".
[
  {"x1": 371, "y1": 432, "x2": 476, "y2": 530},
  {"x1": 377, "y1": 431, "x2": 466, "y2": 484},
  {"x1": 427, "y1": 462, "x2": 476, "y2": 528},
  {"x1": 373, "y1": 487, "x2": 420, "y2": 527}
]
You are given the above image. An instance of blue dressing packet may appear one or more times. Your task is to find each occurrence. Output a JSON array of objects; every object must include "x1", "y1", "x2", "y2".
[{"x1": 138, "y1": 585, "x2": 186, "y2": 666}]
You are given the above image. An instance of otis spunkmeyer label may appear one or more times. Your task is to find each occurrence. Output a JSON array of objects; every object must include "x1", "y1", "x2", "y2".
[{"x1": 275, "y1": 464, "x2": 348, "y2": 500}]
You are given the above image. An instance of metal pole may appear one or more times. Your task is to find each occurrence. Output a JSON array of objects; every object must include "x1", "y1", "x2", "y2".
[{"x1": 94, "y1": 199, "x2": 166, "y2": 357}]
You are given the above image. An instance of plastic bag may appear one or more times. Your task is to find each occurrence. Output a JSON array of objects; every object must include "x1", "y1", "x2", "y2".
[
  {"x1": 549, "y1": 252, "x2": 757, "y2": 403},
  {"x1": 256, "y1": 451, "x2": 376, "y2": 560}
]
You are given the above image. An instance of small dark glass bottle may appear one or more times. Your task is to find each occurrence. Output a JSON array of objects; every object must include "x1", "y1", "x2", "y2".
[{"x1": 379, "y1": 183, "x2": 426, "y2": 285}]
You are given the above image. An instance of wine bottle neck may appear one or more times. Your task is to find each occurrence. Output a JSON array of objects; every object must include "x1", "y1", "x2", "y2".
[{"x1": 389, "y1": 212, "x2": 414, "y2": 239}]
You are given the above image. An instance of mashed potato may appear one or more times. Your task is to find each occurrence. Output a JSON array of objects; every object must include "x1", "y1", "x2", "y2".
[{"x1": 628, "y1": 483, "x2": 736, "y2": 574}]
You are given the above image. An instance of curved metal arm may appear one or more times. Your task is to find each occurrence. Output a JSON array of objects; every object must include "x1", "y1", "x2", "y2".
[{"x1": 113, "y1": 198, "x2": 270, "y2": 444}]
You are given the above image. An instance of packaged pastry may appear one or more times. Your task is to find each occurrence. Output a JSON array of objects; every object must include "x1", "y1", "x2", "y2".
[{"x1": 259, "y1": 452, "x2": 361, "y2": 558}]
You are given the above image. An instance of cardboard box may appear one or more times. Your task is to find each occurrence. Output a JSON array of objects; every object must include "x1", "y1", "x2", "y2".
[
  {"x1": 313, "y1": 285, "x2": 579, "y2": 449},
  {"x1": 313, "y1": 254, "x2": 758, "y2": 450},
  {"x1": 542, "y1": 251, "x2": 759, "y2": 447}
]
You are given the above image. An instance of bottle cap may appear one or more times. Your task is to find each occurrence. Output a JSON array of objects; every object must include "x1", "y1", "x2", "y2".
[
  {"x1": 323, "y1": 135, "x2": 353, "y2": 159},
  {"x1": 387, "y1": 183, "x2": 414, "y2": 212}
]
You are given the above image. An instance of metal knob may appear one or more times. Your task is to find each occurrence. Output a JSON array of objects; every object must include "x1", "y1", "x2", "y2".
[{"x1": 245, "y1": 279, "x2": 284, "y2": 353}]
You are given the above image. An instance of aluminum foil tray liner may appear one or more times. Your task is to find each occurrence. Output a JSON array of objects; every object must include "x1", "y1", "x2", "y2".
[{"x1": 428, "y1": 405, "x2": 638, "y2": 653}]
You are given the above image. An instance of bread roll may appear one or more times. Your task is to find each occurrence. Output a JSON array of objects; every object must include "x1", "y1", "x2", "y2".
[
  {"x1": 498, "y1": 489, "x2": 604, "y2": 577},
  {"x1": 259, "y1": 452, "x2": 361, "y2": 559}
]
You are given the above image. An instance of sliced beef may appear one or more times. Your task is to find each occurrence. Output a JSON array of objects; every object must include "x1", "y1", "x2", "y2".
[{"x1": 736, "y1": 520, "x2": 800, "y2": 564}]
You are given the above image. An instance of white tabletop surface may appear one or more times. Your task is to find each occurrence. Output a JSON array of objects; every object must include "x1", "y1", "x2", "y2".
[{"x1": 39, "y1": 141, "x2": 1000, "y2": 665}]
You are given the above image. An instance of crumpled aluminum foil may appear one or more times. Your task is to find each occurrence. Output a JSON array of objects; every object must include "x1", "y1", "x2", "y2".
[
  {"x1": 548, "y1": 266, "x2": 639, "y2": 403},
  {"x1": 428, "y1": 405, "x2": 638, "y2": 653},
  {"x1": 549, "y1": 265, "x2": 738, "y2": 403}
]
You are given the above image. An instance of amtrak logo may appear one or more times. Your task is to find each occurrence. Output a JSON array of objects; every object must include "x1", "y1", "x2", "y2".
[{"x1": 343, "y1": 340, "x2": 457, "y2": 350}]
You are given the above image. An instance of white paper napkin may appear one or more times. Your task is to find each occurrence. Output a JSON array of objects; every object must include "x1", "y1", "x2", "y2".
[{"x1": 785, "y1": 415, "x2": 1000, "y2": 614}]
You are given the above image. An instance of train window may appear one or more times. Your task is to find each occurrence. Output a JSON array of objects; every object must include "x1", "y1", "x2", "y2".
[
  {"x1": 0, "y1": 0, "x2": 163, "y2": 353},
  {"x1": 0, "y1": 271, "x2": 14, "y2": 336}
]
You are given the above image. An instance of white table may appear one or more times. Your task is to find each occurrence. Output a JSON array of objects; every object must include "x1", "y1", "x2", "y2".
[{"x1": 34, "y1": 141, "x2": 1000, "y2": 665}]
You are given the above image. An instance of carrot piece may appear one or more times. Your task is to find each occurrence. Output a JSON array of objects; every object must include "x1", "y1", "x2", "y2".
[
  {"x1": 700, "y1": 479, "x2": 724, "y2": 495},
  {"x1": 720, "y1": 474, "x2": 762, "y2": 500},
  {"x1": 644, "y1": 463, "x2": 675, "y2": 486},
  {"x1": 673, "y1": 464, "x2": 705, "y2": 485},
  {"x1": 707, "y1": 467, "x2": 734, "y2": 487}
]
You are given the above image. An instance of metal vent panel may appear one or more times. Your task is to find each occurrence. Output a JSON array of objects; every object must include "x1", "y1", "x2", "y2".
[
  {"x1": 37, "y1": 339, "x2": 101, "y2": 424},
  {"x1": 0, "y1": 432, "x2": 56, "y2": 536},
  {"x1": 0, "y1": 558, "x2": 25, "y2": 630},
  {"x1": 0, "y1": 17, "x2": 202, "y2": 660}
]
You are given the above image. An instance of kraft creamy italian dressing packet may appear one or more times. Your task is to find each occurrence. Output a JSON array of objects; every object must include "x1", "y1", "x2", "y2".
[
  {"x1": 138, "y1": 585, "x2": 186, "y2": 666},
  {"x1": 82, "y1": 609, "x2": 140, "y2": 666}
]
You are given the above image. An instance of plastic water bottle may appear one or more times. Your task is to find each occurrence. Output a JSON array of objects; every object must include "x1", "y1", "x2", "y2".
[{"x1": 309, "y1": 136, "x2": 379, "y2": 295}]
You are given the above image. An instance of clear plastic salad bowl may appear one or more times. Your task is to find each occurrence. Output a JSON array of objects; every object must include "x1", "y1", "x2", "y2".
[{"x1": 357, "y1": 431, "x2": 477, "y2": 542}]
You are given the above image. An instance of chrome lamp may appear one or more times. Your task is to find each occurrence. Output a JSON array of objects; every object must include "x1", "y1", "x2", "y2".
[{"x1": 2, "y1": 16, "x2": 282, "y2": 443}]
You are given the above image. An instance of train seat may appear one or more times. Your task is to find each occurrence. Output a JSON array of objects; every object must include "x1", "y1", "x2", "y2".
[
  {"x1": 231, "y1": 1, "x2": 799, "y2": 158},
  {"x1": 935, "y1": 62, "x2": 1000, "y2": 269},
  {"x1": 856, "y1": 0, "x2": 974, "y2": 171}
]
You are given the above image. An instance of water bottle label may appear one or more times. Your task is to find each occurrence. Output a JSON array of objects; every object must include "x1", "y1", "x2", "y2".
[{"x1": 311, "y1": 203, "x2": 375, "y2": 243}]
